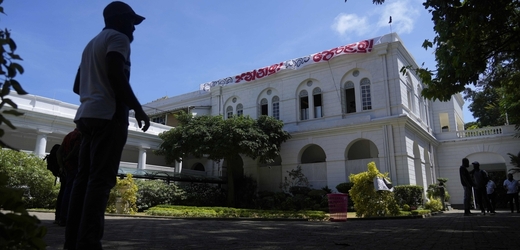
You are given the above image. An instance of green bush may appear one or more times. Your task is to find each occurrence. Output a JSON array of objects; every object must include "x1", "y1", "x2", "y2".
[
  {"x1": 289, "y1": 186, "x2": 312, "y2": 196},
  {"x1": 279, "y1": 165, "x2": 310, "y2": 194},
  {"x1": 424, "y1": 198, "x2": 443, "y2": 212},
  {"x1": 427, "y1": 179, "x2": 450, "y2": 202},
  {"x1": 0, "y1": 172, "x2": 47, "y2": 249},
  {"x1": 281, "y1": 194, "x2": 319, "y2": 211},
  {"x1": 178, "y1": 183, "x2": 226, "y2": 207},
  {"x1": 107, "y1": 174, "x2": 138, "y2": 214},
  {"x1": 0, "y1": 149, "x2": 59, "y2": 208},
  {"x1": 255, "y1": 191, "x2": 290, "y2": 210},
  {"x1": 135, "y1": 179, "x2": 185, "y2": 211},
  {"x1": 394, "y1": 185, "x2": 424, "y2": 208},
  {"x1": 348, "y1": 162, "x2": 400, "y2": 217}
]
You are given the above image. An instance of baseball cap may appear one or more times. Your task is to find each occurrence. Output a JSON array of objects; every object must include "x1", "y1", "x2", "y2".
[
  {"x1": 472, "y1": 161, "x2": 480, "y2": 166},
  {"x1": 103, "y1": 1, "x2": 145, "y2": 25}
]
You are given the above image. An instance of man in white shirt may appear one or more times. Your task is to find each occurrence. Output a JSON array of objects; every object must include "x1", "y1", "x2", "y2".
[
  {"x1": 485, "y1": 178, "x2": 496, "y2": 214},
  {"x1": 503, "y1": 173, "x2": 520, "y2": 213},
  {"x1": 65, "y1": 2, "x2": 149, "y2": 249}
]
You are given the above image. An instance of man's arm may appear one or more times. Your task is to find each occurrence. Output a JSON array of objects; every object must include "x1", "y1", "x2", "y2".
[{"x1": 106, "y1": 51, "x2": 150, "y2": 132}]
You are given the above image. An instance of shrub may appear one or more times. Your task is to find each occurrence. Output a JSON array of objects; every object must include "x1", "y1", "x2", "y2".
[
  {"x1": 281, "y1": 194, "x2": 319, "y2": 211},
  {"x1": 289, "y1": 186, "x2": 312, "y2": 196},
  {"x1": 427, "y1": 178, "x2": 450, "y2": 202},
  {"x1": 178, "y1": 183, "x2": 226, "y2": 207},
  {"x1": 0, "y1": 149, "x2": 59, "y2": 208},
  {"x1": 255, "y1": 191, "x2": 290, "y2": 210},
  {"x1": 280, "y1": 165, "x2": 310, "y2": 194},
  {"x1": 0, "y1": 172, "x2": 47, "y2": 250},
  {"x1": 348, "y1": 162, "x2": 400, "y2": 217},
  {"x1": 107, "y1": 174, "x2": 138, "y2": 214},
  {"x1": 135, "y1": 179, "x2": 185, "y2": 211},
  {"x1": 394, "y1": 185, "x2": 424, "y2": 208},
  {"x1": 424, "y1": 198, "x2": 443, "y2": 212}
]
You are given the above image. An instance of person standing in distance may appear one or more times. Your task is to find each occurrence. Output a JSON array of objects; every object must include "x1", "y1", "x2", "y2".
[
  {"x1": 470, "y1": 161, "x2": 491, "y2": 215},
  {"x1": 459, "y1": 158, "x2": 474, "y2": 216},
  {"x1": 65, "y1": 2, "x2": 150, "y2": 249},
  {"x1": 503, "y1": 173, "x2": 520, "y2": 213},
  {"x1": 485, "y1": 175, "x2": 497, "y2": 214}
]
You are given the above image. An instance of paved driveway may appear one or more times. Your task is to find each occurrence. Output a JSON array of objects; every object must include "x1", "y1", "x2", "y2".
[{"x1": 34, "y1": 210, "x2": 520, "y2": 250}]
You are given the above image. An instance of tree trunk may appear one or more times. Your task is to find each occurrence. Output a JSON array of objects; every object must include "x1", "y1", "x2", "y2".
[{"x1": 226, "y1": 157, "x2": 235, "y2": 207}]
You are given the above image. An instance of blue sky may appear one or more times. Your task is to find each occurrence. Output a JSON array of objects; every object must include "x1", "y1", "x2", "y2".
[{"x1": 2, "y1": 0, "x2": 475, "y2": 122}]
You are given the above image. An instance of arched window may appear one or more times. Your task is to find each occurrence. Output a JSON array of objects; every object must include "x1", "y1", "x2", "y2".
[
  {"x1": 360, "y1": 78, "x2": 371, "y2": 110},
  {"x1": 299, "y1": 90, "x2": 309, "y2": 120},
  {"x1": 272, "y1": 96, "x2": 280, "y2": 120},
  {"x1": 260, "y1": 98, "x2": 268, "y2": 116},
  {"x1": 236, "y1": 103, "x2": 243, "y2": 116},
  {"x1": 344, "y1": 81, "x2": 356, "y2": 113},
  {"x1": 313, "y1": 87, "x2": 323, "y2": 118},
  {"x1": 226, "y1": 106, "x2": 233, "y2": 119}
]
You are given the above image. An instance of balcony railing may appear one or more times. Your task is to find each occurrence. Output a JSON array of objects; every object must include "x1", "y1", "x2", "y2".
[
  {"x1": 456, "y1": 127, "x2": 503, "y2": 138},
  {"x1": 435, "y1": 125, "x2": 516, "y2": 141}
]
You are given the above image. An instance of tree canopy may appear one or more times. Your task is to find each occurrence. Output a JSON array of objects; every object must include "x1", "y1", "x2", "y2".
[
  {"x1": 156, "y1": 112, "x2": 291, "y2": 165},
  {"x1": 156, "y1": 112, "x2": 291, "y2": 206},
  {"x1": 0, "y1": 4, "x2": 27, "y2": 149},
  {"x1": 464, "y1": 84, "x2": 506, "y2": 127},
  {"x1": 357, "y1": 0, "x2": 520, "y2": 128},
  {"x1": 415, "y1": 0, "x2": 519, "y2": 102}
]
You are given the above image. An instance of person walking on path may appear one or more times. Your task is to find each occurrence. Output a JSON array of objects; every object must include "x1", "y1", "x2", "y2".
[
  {"x1": 503, "y1": 173, "x2": 520, "y2": 213},
  {"x1": 470, "y1": 161, "x2": 491, "y2": 215},
  {"x1": 485, "y1": 177, "x2": 497, "y2": 214},
  {"x1": 459, "y1": 158, "x2": 474, "y2": 216},
  {"x1": 64, "y1": 2, "x2": 150, "y2": 250}
]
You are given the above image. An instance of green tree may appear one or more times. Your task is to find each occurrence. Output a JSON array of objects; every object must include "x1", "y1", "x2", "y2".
[
  {"x1": 356, "y1": 0, "x2": 520, "y2": 128},
  {"x1": 0, "y1": 3, "x2": 27, "y2": 149},
  {"x1": 416, "y1": 0, "x2": 519, "y2": 102},
  {"x1": 464, "y1": 121, "x2": 479, "y2": 130},
  {"x1": 464, "y1": 84, "x2": 506, "y2": 127},
  {"x1": 0, "y1": 2, "x2": 46, "y2": 249},
  {"x1": 156, "y1": 112, "x2": 291, "y2": 207}
]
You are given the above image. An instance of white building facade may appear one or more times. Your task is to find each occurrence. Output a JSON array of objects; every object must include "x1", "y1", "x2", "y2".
[{"x1": 3, "y1": 33, "x2": 518, "y2": 207}]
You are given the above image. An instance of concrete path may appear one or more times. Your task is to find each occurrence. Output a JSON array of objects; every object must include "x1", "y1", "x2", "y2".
[{"x1": 33, "y1": 209, "x2": 520, "y2": 250}]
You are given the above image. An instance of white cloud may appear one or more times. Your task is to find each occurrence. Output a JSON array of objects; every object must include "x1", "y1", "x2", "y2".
[
  {"x1": 331, "y1": 13, "x2": 370, "y2": 37},
  {"x1": 377, "y1": 0, "x2": 420, "y2": 34},
  {"x1": 332, "y1": 0, "x2": 420, "y2": 38}
]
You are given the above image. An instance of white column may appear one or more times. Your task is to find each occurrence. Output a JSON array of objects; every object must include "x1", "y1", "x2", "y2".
[
  {"x1": 34, "y1": 132, "x2": 48, "y2": 157},
  {"x1": 137, "y1": 147, "x2": 148, "y2": 170}
]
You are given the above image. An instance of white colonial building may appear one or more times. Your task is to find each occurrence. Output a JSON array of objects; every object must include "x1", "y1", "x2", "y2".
[{"x1": 3, "y1": 33, "x2": 518, "y2": 207}]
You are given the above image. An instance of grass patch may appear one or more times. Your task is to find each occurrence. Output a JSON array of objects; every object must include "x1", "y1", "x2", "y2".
[{"x1": 145, "y1": 205, "x2": 328, "y2": 220}]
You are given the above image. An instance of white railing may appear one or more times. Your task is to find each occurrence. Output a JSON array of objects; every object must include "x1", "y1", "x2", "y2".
[{"x1": 456, "y1": 127, "x2": 503, "y2": 138}]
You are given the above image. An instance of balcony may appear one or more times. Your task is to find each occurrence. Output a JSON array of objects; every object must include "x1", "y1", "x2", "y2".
[
  {"x1": 435, "y1": 125, "x2": 517, "y2": 141},
  {"x1": 456, "y1": 127, "x2": 503, "y2": 138}
]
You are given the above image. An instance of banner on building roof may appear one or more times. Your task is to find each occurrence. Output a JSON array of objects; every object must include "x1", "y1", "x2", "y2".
[{"x1": 199, "y1": 36, "x2": 382, "y2": 92}]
